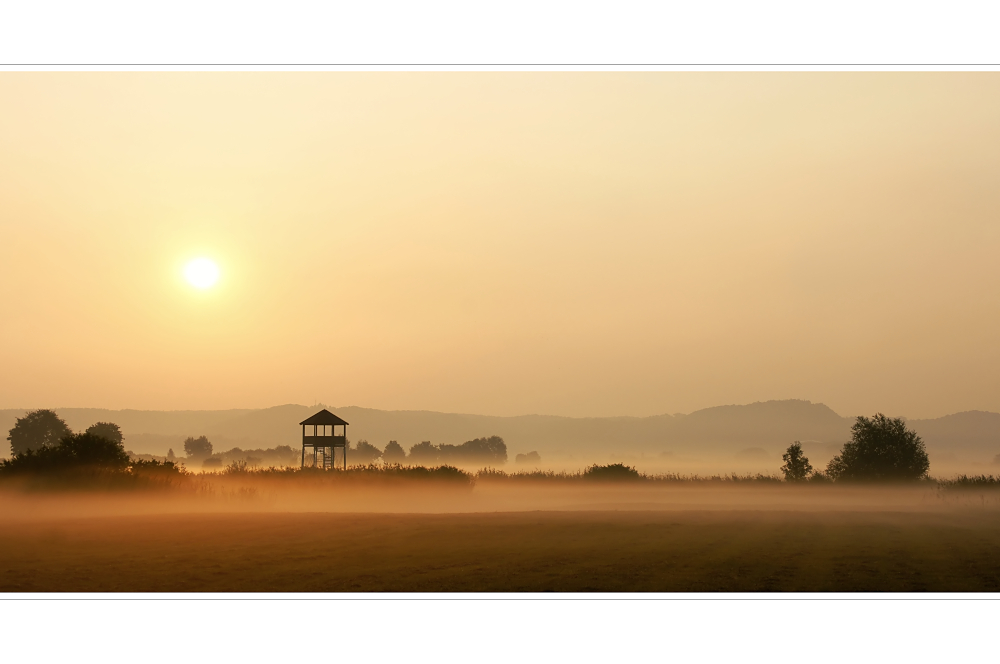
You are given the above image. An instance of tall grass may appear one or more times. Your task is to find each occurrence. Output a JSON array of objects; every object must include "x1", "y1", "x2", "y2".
[
  {"x1": 474, "y1": 465, "x2": 784, "y2": 484},
  {"x1": 204, "y1": 462, "x2": 476, "y2": 488},
  {"x1": 4, "y1": 457, "x2": 984, "y2": 493},
  {"x1": 938, "y1": 475, "x2": 1000, "y2": 490}
]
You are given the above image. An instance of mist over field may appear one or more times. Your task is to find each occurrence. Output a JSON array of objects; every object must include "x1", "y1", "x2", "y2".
[
  {"x1": 3, "y1": 476, "x2": 1000, "y2": 592},
  {"x1": 4, "y1": 399, "x2": 998, "y2": 476}
]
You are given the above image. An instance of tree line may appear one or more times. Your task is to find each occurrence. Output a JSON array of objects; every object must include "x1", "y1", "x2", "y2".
[
  {"x1": 5, "y1": 410, "x2": 509, "y2": 470},
  {"x1": 187, "y1": 435, "x2": 509, "y2": 468},
  {"x1": 3, "y1": 409, "x2": 172, "y2": 474},
  {"x1": 351, "y1": 436, "x2": 508, "y2": 466},
  {"x1": 179, "y1": 436, "x2": 299, "y2": 469},
  {"x1": 6, "y1": 408, "x2": 931, "y2": 482}
]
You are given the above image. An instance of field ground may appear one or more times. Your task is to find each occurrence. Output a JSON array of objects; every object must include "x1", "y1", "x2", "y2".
[{"x1": 3, "y1": 508, "x2": 1000, "y2": 592}]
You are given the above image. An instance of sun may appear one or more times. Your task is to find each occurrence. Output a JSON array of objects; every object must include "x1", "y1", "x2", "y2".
[{"x1": 184, "y1": 258, "x2": 220, "y2": 289}]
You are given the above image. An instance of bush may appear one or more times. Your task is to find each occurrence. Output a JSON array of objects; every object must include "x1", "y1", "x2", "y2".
[
  {"x1": 130, "y1": 458, "x2": 184, "y2": 477},
  {"x1": 421, "y1": 464, "x2": 474, "y2": 484},
  {"x1": 583, "y1": 463, "x2": 641, "y2": 482},
  {"x1": 826, "y1": 413, "x2": 930, "y2": 482}
]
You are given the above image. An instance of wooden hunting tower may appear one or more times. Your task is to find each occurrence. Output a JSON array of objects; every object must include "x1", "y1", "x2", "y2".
[{"x1": 300, "y1": 409, "x2": 349, "y2": 469}]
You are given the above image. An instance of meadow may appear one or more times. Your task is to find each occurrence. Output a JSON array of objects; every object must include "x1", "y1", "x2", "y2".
[
  {"x1": 4, "y1": 507, "x2": 1000, "y2": 592},
  {"x1": 2, "y1": 464, "x2": 1000, "y2": 592}
]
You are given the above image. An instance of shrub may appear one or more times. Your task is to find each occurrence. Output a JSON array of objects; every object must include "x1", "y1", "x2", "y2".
[
  {"x1": 583, "y1": 463, "x2": 641, "y2": 482},
  {"x1": 130, "y1": 458, "x2": 184, "y2": 478},
  {"x1": 423, "y1": 464, "x2": 474, "y2": 484}
]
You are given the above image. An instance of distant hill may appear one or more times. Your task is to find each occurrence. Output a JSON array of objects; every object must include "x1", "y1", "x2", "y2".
[
  {"x1": 908, "y1": 411, "x2": 1000, "y2": 461},
  {"x1": 2, "y1": 400, "x2": 999, "y2": 467}
]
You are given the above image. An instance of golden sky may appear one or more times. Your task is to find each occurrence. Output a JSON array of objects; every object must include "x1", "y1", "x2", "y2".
[{"x1": 1, "y1": 73, "x2": 998, "y2": 418}]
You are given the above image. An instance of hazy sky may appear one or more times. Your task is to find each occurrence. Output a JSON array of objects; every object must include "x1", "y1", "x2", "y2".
[{"x1": 1, "y1": 73, "x2": 998, "y2": 419}]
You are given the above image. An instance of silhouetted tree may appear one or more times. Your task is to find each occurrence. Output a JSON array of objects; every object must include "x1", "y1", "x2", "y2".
[
  {"x1": 166, "y1": 448, "x2": 176, "y2": 462},
  {"x1": 826, "y1": 413, "x2": 930, "y2": 482},
  {"x1": 515, "y1": 451, "x2": 542, "y2": 465},
  {"x1": 7, "y1": 409, "x2": 72, "y2": 456},
  {"x1": 59, "y1": 432, "x2": 130, "y2": 469},
  {"x1": 183, "y1": 435, "x2": 213, "y2": 459},
  {"x1": 780, "y1": 442, "x2": 813, "y2": 482},
  {"x1": 85, "y1": 422, "x2": 123, "y2": 446},
  {"x1": 1, "y1": 431, "x2": 129, "y2": 472},
  {"x1": 438, "y1": 436, "x2": 508, "y2": 466},
  {"x1": 382, "y1": 440, "x2": 406, "y2": 463},
  {"x1": 353, "y1": 440, "x2": 382, "y2": 464},
  {"x1": 408, "y1": 441, "x2": 439, "y2": 464}
]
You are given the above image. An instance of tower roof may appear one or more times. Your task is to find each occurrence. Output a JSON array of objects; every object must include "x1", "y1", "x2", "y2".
[{"x1": 299, "y1": 409, "x2": 349, "y2": 426}]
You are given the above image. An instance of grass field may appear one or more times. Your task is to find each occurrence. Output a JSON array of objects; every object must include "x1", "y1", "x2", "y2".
[{"x1": 3, "y1": 507, "x2": 1000, "y2": 592}]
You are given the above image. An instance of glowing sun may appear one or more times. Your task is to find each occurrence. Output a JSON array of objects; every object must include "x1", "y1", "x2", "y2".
[{"x1": 184, "y1": 258, "x2": 220, "y2": 289}]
